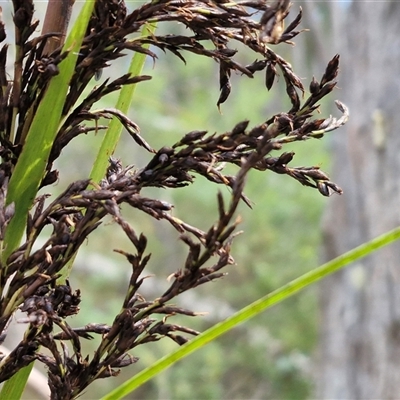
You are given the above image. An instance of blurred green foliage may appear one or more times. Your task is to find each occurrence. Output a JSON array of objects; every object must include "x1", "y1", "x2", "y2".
[{"x1": 52, "y1": 24, "x2": 333, "y2": 400}]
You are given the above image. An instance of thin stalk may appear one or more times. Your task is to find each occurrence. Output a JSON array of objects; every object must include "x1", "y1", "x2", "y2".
[
  {"x1": 58, "y1": 22, "x2": 157, "y2": 282},
  {"x1": 10, "y1": 37, "x2": 23, "y2": 144},
  {"x1": 90, "y1": 22, "x2": 157, "y2": 183}
]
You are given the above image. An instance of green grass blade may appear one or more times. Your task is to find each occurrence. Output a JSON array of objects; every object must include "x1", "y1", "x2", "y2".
[
  {"x1": 0, "y1": 363, "x2": 34, "y2": 400},
  {"x1": 2, "y1": 0, "x2": 95, "y2": 262},
  {"x1": 101, "y1": 225, "x2": 400, "y2": 400},
  {"x1": 90, "y1": 23, "x2": 157, "y2": 184}
]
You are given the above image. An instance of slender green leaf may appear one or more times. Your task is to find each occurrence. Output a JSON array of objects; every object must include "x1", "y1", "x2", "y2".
[
  {"x1": 0, "y1": 363, "x2": 34, "y2": 400},
  {"x1": 101, "y1": 225, "x2": 400, "y2": 400},
  {"x1": 90, "y1": 23, "x2": 157, "y2": 183},
  {"x1": 2, "y1": 0, "x2": 95, "y2": 262},
  {"x1": 58, "y1": 23, "x2": 157, "y2": 281}
]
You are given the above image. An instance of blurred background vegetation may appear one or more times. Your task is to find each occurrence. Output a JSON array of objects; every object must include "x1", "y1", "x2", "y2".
[{"x1": 0, "y1": 2, "x2": 339, "y2": 399}]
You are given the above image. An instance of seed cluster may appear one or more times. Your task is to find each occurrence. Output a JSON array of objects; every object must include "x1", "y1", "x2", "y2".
[{"x1": 0, "y1": 1, "x2": 347, "y2": 398}]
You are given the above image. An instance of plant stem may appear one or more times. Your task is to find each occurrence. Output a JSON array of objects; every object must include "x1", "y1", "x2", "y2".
[
  {"x1": 90, "y1": 22, "x2": 157, "y2": 183},
  {"x1": 41, "y1": 0, "x2": 75, "y2": 55}
]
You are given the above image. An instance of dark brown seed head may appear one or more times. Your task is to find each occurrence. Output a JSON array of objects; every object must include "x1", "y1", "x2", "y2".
[{"x1": 309, "y1": 76, "x2": 320, "y2": 94}]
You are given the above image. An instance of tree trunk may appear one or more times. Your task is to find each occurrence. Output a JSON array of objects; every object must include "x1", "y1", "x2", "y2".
[{"x1": 316, "y1": 3, "x2": 400, "y2": 398}]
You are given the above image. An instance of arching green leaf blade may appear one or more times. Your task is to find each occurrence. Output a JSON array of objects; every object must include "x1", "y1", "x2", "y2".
[{"x1": 101, "y1": 226, "x2": 400, "y2": 400}]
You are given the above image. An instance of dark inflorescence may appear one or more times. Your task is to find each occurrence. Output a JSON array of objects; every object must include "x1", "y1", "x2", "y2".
[{"x1": 0, "y1": 1, "x2": 347, "y2": 399}]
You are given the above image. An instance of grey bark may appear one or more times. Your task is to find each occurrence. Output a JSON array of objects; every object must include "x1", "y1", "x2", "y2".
[{"x1": 316, "y1": 3, "x2": 400, "y2": 399}]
